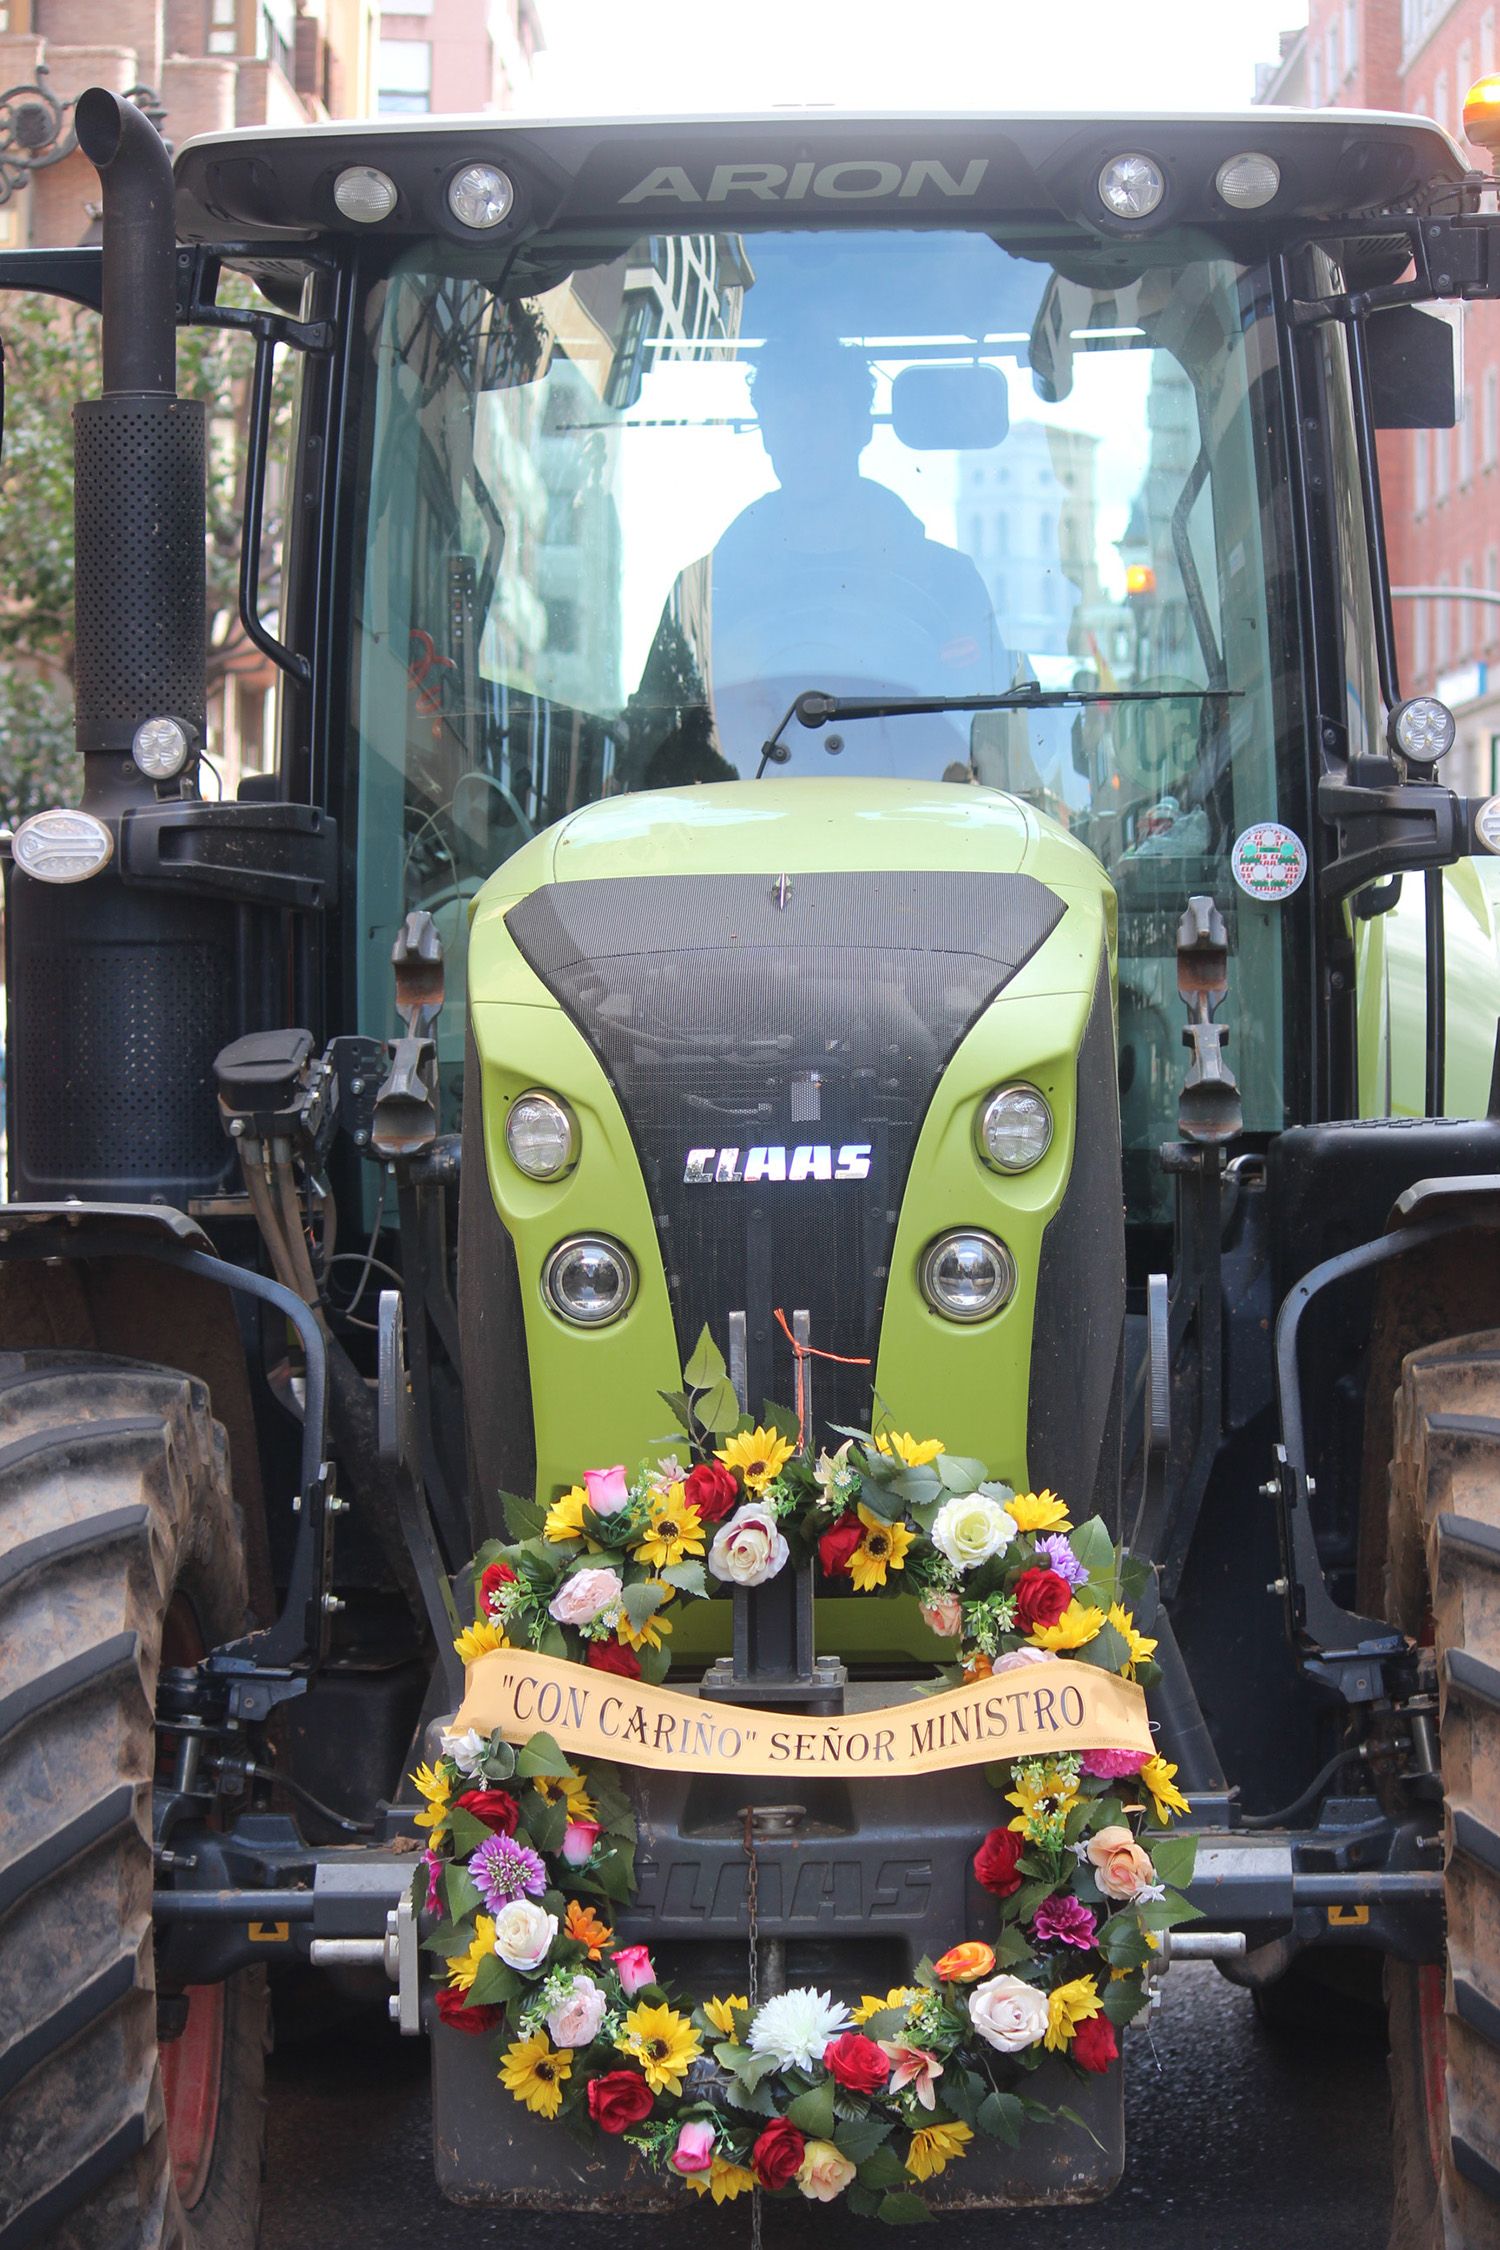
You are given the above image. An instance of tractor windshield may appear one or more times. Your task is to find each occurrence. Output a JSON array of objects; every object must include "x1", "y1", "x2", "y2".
[{"x1": 350, "y1": 223, "x2": 1304, "y2": 1216}]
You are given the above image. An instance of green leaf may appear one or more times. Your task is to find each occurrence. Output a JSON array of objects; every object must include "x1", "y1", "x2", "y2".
[
  {"x1": 1138, "y1": 1890, "x2": 1204, "y2": 1931},
  {"x1": 847, "y1": 2185, "x2": 882, "y2": 2217},
  {"x1": 443, "y1": 1864, "x2": 483, "y2": 1921},
  {"x1": 538, "y1": 1623, "x2": 569, "y2": 1660},
  {"x1": 659, "y1": 1560, "x2": 707, "y2": 1598},
  {"x1": 699, "y1": 1377, "x2": 744, "y2": 1436},
  {"x1": 593, "y1": 1840, "x2": 636, "y2": 1902},
  {"x1": 857, "y1": 2006, "x2": 909, "y2": 2042},
  {"x1": 1097, "y1": 1913, "x2": 1157, "y2": 1969},
  {"x1": 977, "y1": 2088, "x2": 1024, "y2": 2146},
  {"x1": 623, "y1": 1579, "x2": 668, "y2": 1628},
  {"x1": 636, "y1": 1640, "x2": 672, "y2": 1684},
  {"x1": 657, "y1": 1388, "x2": 696, "y2": 1436},
  {"x1": 684, "y1": 1327, "x2": 728, "y2": 1387},
  {"x1": 515, "y1": 1731, "x2": 573, "y2": 1779},
  {"x1": 1148, "y1": 1835, "x2": 1198, "y2": 1890},
  {"x1": 501, "y1": 1488, "x2": 547, "y2": 1542},
  {"x1": 420, "y1": 1918, "x2": 470, "y2": 1956},
  {"x1": 935, "y1": 1454, "x2": 988, "y2": 1492},
  {"x1": 857, "y1": 2145, "x2": 910, "y2": 2189},
  {"x1": 787, "y1": 2076, "x2": 837, "y2": 2138},
  {"x1": 445, "y1": 1806, "x2": 493, "y2": 1858},
  {"x1": 833, "y1": 2114, "x2": 894, "y2": 2164},
  {"x1": 467, "y1": 1951, "x2": 521, "y2": 2007},
  {"x1": 480, "y1": 1734, "x2": 516, "y2": 1781},
  {"x1": 993, "y1": 1924, "x2": 1032, "y2": 1967},
  {"x1": 527, "y1": 1797, "x2": 568, "y2": 1854},
  {"x1": 758, "y1": 1399, "x2": 801, "y2": 1445},
  {"x1": 1102, "y1": 1976, "x2": 1151, "y2": 2026},
  {"x1": 877, "y1": 2190, "x2": 934, "y2": 2224},
  {"x1": 1066, "y1": 1515, "x2": 1116, "y2": 1586},
  {"x1": 1072, "y1": 1621, "x2": 1133, "y2": 1673}
]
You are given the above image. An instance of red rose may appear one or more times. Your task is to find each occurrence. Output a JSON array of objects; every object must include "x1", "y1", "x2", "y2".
[
  {"x1": 1013, "y1": 1567, "x2": 1072, "y2": 1632},
  {"x1": 587, "y1": 2069, "x2": 655, "y2": 2133},
  {"x1": 479, "y1": 1561, "x2": 516, "y2": 1615},
  {"x1": 1070, "y1": 2013, "x2": 1119, "y2": 2074},
  {"x1": 455, "y1": 1788, "x2": 519, "y2": 1835},
  {"x1": 751, "y1": 2117, "x2": 806, "y2": 2190},
  {"x1": 817, "y1": 1512, "x2": 865, "y2": 1581},
  {"x1": 973, "y1": 1825, "x2": 1025, "y2": 1898},
  {"x1": 823, "y1": 2031, "x2": 891, "y2": 2094},
  {"x1": 685, "y1": 1461, "x2": 739, "y2": 1525},
  {"x1": 434, "y1": 1987, "x2": 504, "y2": 2036},
  {"x1": 586, "y1": 1639, "x2": 642, "y2": 1680}
]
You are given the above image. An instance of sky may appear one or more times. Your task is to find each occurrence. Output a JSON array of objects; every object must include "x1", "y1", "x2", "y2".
[{"x1": 527, "y1": 0, "x2": 1314, "y2": 118}]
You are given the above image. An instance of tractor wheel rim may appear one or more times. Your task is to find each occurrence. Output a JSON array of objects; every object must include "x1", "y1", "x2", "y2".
[{"x1": 161, "y1": 1982, "x2": 227, "y2": 2207}]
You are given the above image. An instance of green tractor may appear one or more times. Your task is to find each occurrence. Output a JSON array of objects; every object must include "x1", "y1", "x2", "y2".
[{"x1": 5, "y1": 81, "x2": 1500, "y2": 2247}]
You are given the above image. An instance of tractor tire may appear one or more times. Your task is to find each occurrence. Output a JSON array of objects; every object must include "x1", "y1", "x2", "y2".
[
  {"x1": 1385, "y1": 1331, "x2": 1500, "y2": 2250},
  {"x1": 0, "y1": 1351, "x2": 268, "y2": 2250}
]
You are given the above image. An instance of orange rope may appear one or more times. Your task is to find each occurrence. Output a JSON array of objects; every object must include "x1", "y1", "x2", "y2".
[{"x1": 773, "y1": 1306, "x2": 872, "y2": 1450}]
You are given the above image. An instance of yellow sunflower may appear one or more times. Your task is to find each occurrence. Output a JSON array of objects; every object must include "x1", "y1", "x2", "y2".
[
  {"x1": 847, "y1": 1504, "x2": 915, "y2": 1592},
  {"x1": 906, "y1": 2122, "x2": 973, "y2": 2181},
  {"x1": 702, "y1": 1993, "x2": 748, "y2": 2037},
  {"x1": 715, "y1": 1426, "x2": 795, "y2": 1492},
  {"x1": 617, "y1": 1587, "x2": 675, "y2": 1653},
  {"x1": 684, "y1": 2157, "x2": 756, "y2": 2203},
  {"x1": 616, "y1": 2000, "x2": 702, "y2": 2095},
  {"x1": 853, "y1": 1986, "x2": 919, "y2": 2025},
  {"x1": 1005, "y1": 1761, "x2": 1081, "y2": 1837},
  {"x1": 633, "y1": 1486, "x2": 705, "y2": 1570},
  {"x1": 1044, "y1": 1975, "x2": 1102, "y2": 2052},
  {"x1": 500, "y1": 2030, "x2": 573, "y2": 2118},
  {"x1": 452, "y1": 1618, "x2": 508, "y2": 1666},
  {"x1": 1028, "y1": 1599, "x2": 1105, "y2": 1652},
  {"x1": 412, "y1": 1760, "x2": 451, "y2": 1839},
  {"x1": 534, "y1": 1767, "x2": 597, "y2": 1821},
  {"x1": 1108, "y1": 1601, "x2": 1159, "y2": 1673},
  {"x1": 544, "y1": 1486, "x2": 593, "y2": 1545},
  {"x1": 874, "y1": 1431, "x2": 945, "y2": 1467},
  {"x1": 445, "y1": 1915, "x2": 497, "y2": 1990},
  {"x1": 1005, "y1": 1489, "x2": 1072, "y2": 1533},
  {"x1": 1139, "y1": 1752, "x2": 1189, "y2": 1823}
]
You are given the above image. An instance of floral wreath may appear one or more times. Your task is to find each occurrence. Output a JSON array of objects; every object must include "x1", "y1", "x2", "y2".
[{"x1": 411, "y1": 1332, "x2": 1198, "y2": 2220}]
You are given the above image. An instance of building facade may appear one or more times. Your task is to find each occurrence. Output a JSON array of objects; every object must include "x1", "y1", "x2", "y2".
[{"x1": 375, "y1": 0, "x2": 541, "y2": 119}]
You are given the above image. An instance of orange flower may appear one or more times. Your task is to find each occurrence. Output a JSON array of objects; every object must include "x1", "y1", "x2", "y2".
[
  {"x1": 563, "y1": 1900, "x2": 613, "y2": 1960},
  {"x1": 933, "y1": 1941, "x2": 995, "y2": 1984},
  {"x1": 963, "y1": 1653, "x2": 993, "y2": 1681}
]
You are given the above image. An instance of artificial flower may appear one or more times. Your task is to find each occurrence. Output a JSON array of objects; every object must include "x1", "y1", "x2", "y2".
[
  {"x1": 438, "y1": 1725, "x2": 488, "y2": 1778},
  {"x1": 967, "y1": 1973, "x2": 1049, "y2": 2055},
  {"x1": 1005, "y1": 1489, "x2": 1071, "y2": 1533},
  {"x1": 434, "y1": 1987, "x2": 504, "y2": 2036},
  {"x1": 683, "y1": 2156, "x2": 755, "y2": 2203},
  {"x1": 817, "y1": 1511, "x2": 865, "y2": 1580},
  {"x1": 748, "y1": 1987, "x2": 852, "y2": 2071},
  {"x1": 612, "y1": 1944, "x2": 657, "y2": 1997},
  {"x1": 874, "y1": 1431, "x2": 945, "y2": 1466},
  {"x1": 561, "y1": 1817, "x2": 602, "y2": 1867},
  {"x1": 546, "y1": 1975, "x2": 607, "y2": 2050},
  {"x1": 1108, "y1": 1601, "x2": 1158, "y2": 1672},
  {"x1": 422, "y1": 1847, "x2": 444, "y2": 1916},
  {"x1": 1139, "y1": 1752, "x2": 1190, "y2": 1823},
  {"x1": 1012, "y1": 1566, "x2": 1073, "y2": 1633},
  {"x1": 1028, "y1": 1599, "x2": 1105, "y2": 1652},
  {"x1": 963, "y1": 1653, "x2": 992, "y2": 1680},
  {"x1": 616, "y1": 2001, "x2": 702, "y2": 2095},
  {"x1": 906, "y1": 2122, "x2": 973, "y2": 2181},
  {"x1": 479, "y1": 1560, "x2": 517, "y2": 1615},
  {"x1": 702, "y1": 1993, "x2": 748, "y2": 2036},
  {"x1": 586, "y1": 1638, "x2": 642, "y2": 1679},
  {"x1": 453, "y1": 1618, "x2": 509, "y2": 1666},
  {"x1": 1080, "y1": 1747, "x2": 1150, "y2": 1780},
  {"x1": 823, "y1": 2030, "x2": 891, "y2": 2092},
  {"x1": 750, "y1": 2117, "x2": 806, "y2": 2190},
  {"x1": 633, "y1": 1487, "x2": 705, "y2": 1569},
  {"x1": 1036, "y1": 1531, "x2": 1087, "y2": 1587},
  {"x1": 616, "y1": 1594, "x2": 675, "y2": 1653},
  {"x1": 991, "y1": 1644, "x2": 1059, "y2": 1674},
  {"x1": 533, "y1": 1768, "x2": 597, "y2": 1821},
  {"x1": 1045, "y1": 1975, "x2": 1103, "y2": 2051},
  {"x1": 563, "y1": 1900, "x2": 613, "y2": 1959},
  {"x1": 1005, "y1": 1759, "x2": 1082, "y2": 1839},
  {"x1": 848, "y1": 1504, "x2": 915, "y2": 1591},
  {"x1": 492, "y1": 1898, "x2": 557, "y2": 1972},
  {"x1": 671, "y1": 2121, "x2": 716, "y2": 2175},
  {"x1": 931, "y1": 1492, "x2": 1015, "y2": 1572},
  {"x1": 1086, "y1": 1824, "x2": 1157, "y2": 1902},
  {"x1": 500, "y1": 2030, "x2": 572, "y2": 2118},
  {"x1": 1071, "y1": 2013, "x2": 1120, "y2": 2073},
  {"x1": 814, "y1": 1439, "x2": 859, "y2": 1503},
  {"x1": 973, "y1": 1826, "x2": 1025, "y2": 1897},
  {"x1": 708, "y1": 1503, "x2": 789, "y2": 1588},
  {"x1": 583, "y1": 1464, "x2": 630, "y2": 1516},
  {"x1": 411, "y1": 1760, "x2": 450, "y2": 1839},
  {"x1": 878, "y1": 2040, "x2": 944, "y2": 2108},
  {"x1": 715, "y1": 1426, "x2": 795, "y2": 1492},
  {"x1": 1032, "y1": 1895, "x2": 1098, "y2": 1950},
  {"x1": 454, "y1": 1787, "x2": 519, "y2": 1836},
  {"x1": 445, "y1": 1915, "x2": 497, "y2": 1991},
  {"x1": 919, "y1": 1591, "x2": 964, "y2": 1637},
  {"x1": 853, "y1": 1986, "x2": 919, "y2": 2025},
  {"x1": 683, "y1": 1459, "x2": 739, "y2": 1524},
  {"x1": 549, "y1": 1567, "x2": 624, "y2": 1627},
  {"x1": 469, "y1": 1834, "x2": 548, "y2": 1910},
  {"x1": 586, "y1": 2070, "x2": 654, "y2": 2133},
  {"x1": 796, "y1": 2141, "x2": 857, "y2": 2202},
  {"x1": 544, "y1": 1486, "x2": 591, "y2": 1544},
  {"x1": 933, "y1": 1941, "x2": 995, "y2": 1983}
]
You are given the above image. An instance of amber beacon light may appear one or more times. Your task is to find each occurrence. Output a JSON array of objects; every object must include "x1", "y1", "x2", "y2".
[{"x1": 1463, "y1": 74, "x2": 1500, "y2": 162}]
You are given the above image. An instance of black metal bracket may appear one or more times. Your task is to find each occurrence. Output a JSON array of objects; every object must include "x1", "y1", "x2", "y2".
[
  {"x1": 117, "y1": 801, "x2": 338, "y2": 911},
  {"x1": 1318, "y1": 760, "x2": 1466, "y2": 898},
  {"x1": 175, "y1": 244, "x2": 336, "y2": 354}
]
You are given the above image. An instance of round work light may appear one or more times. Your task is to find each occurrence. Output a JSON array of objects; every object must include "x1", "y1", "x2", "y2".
[
  {"x1": 333, "y1": 166, "x2": 398, "y2": 224},
  {"x1": 1098, "y1": 153, "x2": 1165, "y2": 221},
  {"x1": 132, "y1": 716, "x2": 194, "y2": 782},
  {"x1": 1215, "y1": 152, "x2": 1281, "y2": 210},
  {"x1": 919, "y1": 1229, "x2": 1016, "y2": 1323},
  {"x1": 447, "y1": 163, "x2": 514, "y2": 230},
  {"x1": 1389, "y1": 695, "x2": 1457, "y2": 766},
  {"x1": 542, "y1": 1236, "x2": 636, "y2": 1326},
  {"x1": 977, "y1": 1084, "x2": 1054, "y2": 1174},
  {"x1": 12, "y1": 807, "x2": 113, "y2": 885},
  {"x1": 505, "y1": 1091, "x2": 577, "y2": 1180}
]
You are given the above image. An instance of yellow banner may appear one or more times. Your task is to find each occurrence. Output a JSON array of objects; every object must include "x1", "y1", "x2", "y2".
[{"x1": 456, "y1": 1647, "x2": 1151, "y2": 1779}]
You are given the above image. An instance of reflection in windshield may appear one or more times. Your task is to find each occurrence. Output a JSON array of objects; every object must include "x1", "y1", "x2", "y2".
[{"x1": 351, "y1": 226, "x2": 1299, "y2": 1215}]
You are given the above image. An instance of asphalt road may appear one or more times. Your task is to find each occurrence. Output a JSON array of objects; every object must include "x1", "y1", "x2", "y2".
[{"x1": 262, "y1": 1964, "x2": 1392, "y2": 2249}]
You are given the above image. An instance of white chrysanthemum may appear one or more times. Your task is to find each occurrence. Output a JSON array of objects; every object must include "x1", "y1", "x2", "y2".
[{"x1": 746, "y1": 1987, "x2": 852, "y2": 2071}]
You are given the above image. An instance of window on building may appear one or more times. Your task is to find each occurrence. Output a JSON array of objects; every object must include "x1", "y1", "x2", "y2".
[
  {"x1": 1327, "y1": 22, "x2": 1340, "y2": 90},
  {"x1": 1486, "y1": 7, "x2": 1498, "y2": 74},
  {"x1": 1436, "y1": 574, "x2": 1450, "y2": 666},
  {"x1": 1461, "y1": 386, "x2": 1475, "y2": 485},
  {"x1": 1415, "y1": 598, "x2": 1430, "y2": 679},
  {"x1": 1460, "y1": 42, "x2": 1474, "y2": 103},
  {"x1": 209, "y1": 0, "x2": 236, "y2": 55},
  {"x1": 1346, "y1": 0, "x2": 1358, "y2": 71},
  {"x1": 1461, "y1": 559, "x2": 1476, "y2": 655},
  {"x1": 1435, "y1": 71, "x2": 1450, "y2": 134},
  {"x1": 1434, "y1": 424, "x2": 1450, "y2": 503},
  {"x1": 1415, "y1": 426, "x2": 1429, "y2": 514},
  {"x1": 378, "y1": 36, "x2": 432, "y2": 114},
  {"x1": 1486, "y1": 367, "x2": 1499, "y2": 469}
]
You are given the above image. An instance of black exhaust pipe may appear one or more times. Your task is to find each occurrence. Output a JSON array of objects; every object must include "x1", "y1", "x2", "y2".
[{"x1": 71, "y1": 86, "x2": 205, "y2": 812}]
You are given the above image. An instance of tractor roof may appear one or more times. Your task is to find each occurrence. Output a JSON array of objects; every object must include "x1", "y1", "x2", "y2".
[{"x1": 174, "y1": 107, "x2": 1472, "y2": 254}]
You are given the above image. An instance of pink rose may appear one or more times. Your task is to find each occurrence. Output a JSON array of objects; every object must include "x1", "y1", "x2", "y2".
[
  {"x1": 561, "y1": 1818, "x2": 602, "y2": 1867},
  {"x1": 708, "y1": 1502, "x2": 789, "y2": 1587},
  {"x1": 545, "y1": 1974, "x2": 607, "y2": 2049},
  {"x1": 919, "y1": 1593, "x2": 963, "y2": 1638},
  {"x1": 549, "y1": 1567, "x2": 623, "y2": 1626},
  {"x1": 1086, "y1": 1822, "x2": 1157, "y2": 1901},
  {"x1": 584, "y1": 1465, "x2": 630, "y2": 1516},
  {"x1": 671, "y1": 2121, "x2": 716, "y2": 2175},
  {"x1": 613, "y1": 1943, "x2": 656, "y2": 1996},
  {"x1": 991, "y1": 1645, "x2": 1059, "y2": 1675}
]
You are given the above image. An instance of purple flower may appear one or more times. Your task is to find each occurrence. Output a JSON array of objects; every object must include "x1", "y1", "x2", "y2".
[
  {"x1": 469, "y1": 1833, "x2": 548, "y2": 1910},
  {"x1": 1032, "y1": 1893, "x2": 1098, "y2": 1949},
  {"x1": 423, "y1": 1847, "x2": 444, "y2": 1916},
  {"x1": 1037, "y1": 1533, "x2": 1087, "y2": 1588},
  {"x1": 1080, "y1": 1747, "x2": 1151, "y2": 1779}
]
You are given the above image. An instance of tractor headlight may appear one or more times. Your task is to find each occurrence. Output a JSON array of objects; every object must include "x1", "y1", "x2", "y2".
[
  {"x1": 1098, "y1": 152, "x2": 1165, "y2": 220},
  {"x1": 132, "y1": 715, "x2": 194, "y2": 782},
  {"x1": 919, "y1": 1229, "x2": 1016, "y2": 1323},
  {"x1": 1389, "y1": 695, "x2": 1456, "y2": 767},
  {"x1": 333, "y1": 166, "x2": 398, "y2": 223},
  {"x1": 542, "y1": 1236, "x2": 636, "y2": 1326},
  {"x1": 12, "y1": 807, "x2": 113, "y2": 884},
  {"x1": 977, "y1": 1084, "x2": 1053, "y2": 1173},
  {"x1": 505, "y1": 1091, "x2": 577, "y2": 1180},
  {"x1": 447, "y1": 163, "x2": 514, "y2": 230}
]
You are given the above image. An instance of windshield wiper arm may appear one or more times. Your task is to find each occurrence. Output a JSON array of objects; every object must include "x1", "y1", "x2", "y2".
[{"x1": 754, "y1": 684, "x2": 1237, "y2": 779}]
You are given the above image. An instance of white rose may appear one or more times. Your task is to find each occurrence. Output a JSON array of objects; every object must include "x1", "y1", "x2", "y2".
[
  {"x1": 967, "y1": 1973, "x2": 1049, "y2": 2054},
  {"x1": 708, "y1": 1503, "x2": 789, "y2": 1588},
  {"x1": 492, "y1": 1898, "x2": 557, "y2": 1973},
  {"x1": 931, "y1": 1493, "x2": 1016, "y2": 1573},
  {"x1": 439, "y1": 1725, "x2": 488, "y2": 1779},
  {"x1": 545, "y1": 1974, "x2": 607, "y2": 2049},
  {"x1": 549, "y1": 1566, "x2": 624, "y2": 1626}
]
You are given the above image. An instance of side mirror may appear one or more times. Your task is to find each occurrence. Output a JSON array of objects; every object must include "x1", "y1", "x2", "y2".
[
  {"x1": 890, "y1": 362, "x2": 1009, "y2": 451},
  {"x1": 1368, "y1": 304, "x2": 1458, "y2": 429}
]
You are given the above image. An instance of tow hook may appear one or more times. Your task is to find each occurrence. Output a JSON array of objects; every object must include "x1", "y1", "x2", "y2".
[
  {"x1": 1145, "y1": 1927, "x2": 1249, "y2": 2005},
  {"x1": 309, "y1": 1890, "x2": 422, "y2": 2033}
]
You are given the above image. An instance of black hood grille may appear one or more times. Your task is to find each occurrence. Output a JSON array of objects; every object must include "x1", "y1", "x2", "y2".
[{"x1": 506, "y1": 870, "x2": 1063, "y2": 1430}]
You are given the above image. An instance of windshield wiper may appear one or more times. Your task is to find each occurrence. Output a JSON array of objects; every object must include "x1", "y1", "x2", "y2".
[{"x1": 753, "y1": 684, "x2": 1237, "y2": 779}]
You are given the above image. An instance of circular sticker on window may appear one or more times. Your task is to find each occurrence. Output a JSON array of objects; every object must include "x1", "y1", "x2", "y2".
[{"x1": 1231, "y1": 821, "x2": 1308, "y2": 902}]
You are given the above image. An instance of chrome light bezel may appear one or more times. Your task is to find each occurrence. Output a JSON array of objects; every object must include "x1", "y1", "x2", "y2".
[
  {"x1": 976, "y1": 1083, "x2": 1054, "y2": 1174},
  {"x1": 541, "y1": 1235, "x2": 637, "y2": 1327},
  {"x1": 918, "y1": 1228, "x2": 1016, "y2": 1323},
  {"x1": 505, "y1": 1090, "x2": 578, "y2": 1181}
]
